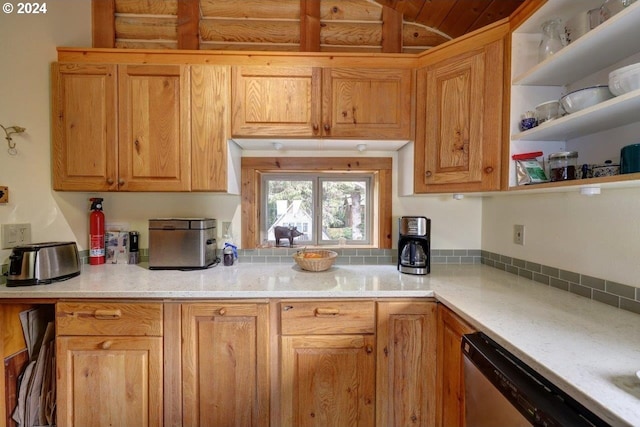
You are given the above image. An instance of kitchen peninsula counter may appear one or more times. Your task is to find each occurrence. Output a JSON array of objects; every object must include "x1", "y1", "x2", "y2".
[{"x1": 1, "y1": 263, "x2": 639, "y2": 426}]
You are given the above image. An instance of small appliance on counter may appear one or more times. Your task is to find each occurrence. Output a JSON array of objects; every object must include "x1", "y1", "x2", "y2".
[
  {"x1": 148, "y1": 218, "x2": 217, "y2": 270},
  {"x1": 6, "y1": 242, "x2": 80, "y2": 286},
  {"x1": 128, "y1": 231, "x2": 140, "y2": 264},
  {"x1": 398, "y1": 216, "x2": 430, "y2": 275}
]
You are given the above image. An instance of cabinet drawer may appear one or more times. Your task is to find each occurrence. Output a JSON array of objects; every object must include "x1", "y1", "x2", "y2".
[
  {"x1": 56, "y1": 302, "x2": 163, "y2": 336},
  {"x1": 280, "y1": 301, "x2": 375, "y2": 335}
]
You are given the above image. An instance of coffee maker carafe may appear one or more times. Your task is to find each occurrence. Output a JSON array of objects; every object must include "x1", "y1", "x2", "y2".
[{"x1": 398, "y1": 216, "x2": 430, "y2": 275}]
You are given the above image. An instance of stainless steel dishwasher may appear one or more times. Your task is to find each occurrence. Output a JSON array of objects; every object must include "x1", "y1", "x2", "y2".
[{"x1": 461, "y1": 332, "x2": 609, "y2": 427}]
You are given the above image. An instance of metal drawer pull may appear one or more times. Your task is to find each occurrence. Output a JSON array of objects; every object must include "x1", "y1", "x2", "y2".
[
  {"x1": 94, "y1": 309, "x2": 122, "y2": 320},
  {"x1": 314, "y1": 308, "x2": 340, "y2": 317}
]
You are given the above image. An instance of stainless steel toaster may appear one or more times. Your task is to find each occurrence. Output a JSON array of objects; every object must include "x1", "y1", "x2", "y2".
[
  {"x1": 148, "y1": 218, "x2": 217, "y2": 269},
  {"x1": 7, "y1": 241, "x2": 81, "y2": 286}
]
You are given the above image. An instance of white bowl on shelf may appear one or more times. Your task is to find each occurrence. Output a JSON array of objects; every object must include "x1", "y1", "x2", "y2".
[
  {"x1": 609, "y1": 62, "x2": 640, "y2": 96},
  {"x1": 559, "y1": 85, "x2": 613, "y2": 114}
]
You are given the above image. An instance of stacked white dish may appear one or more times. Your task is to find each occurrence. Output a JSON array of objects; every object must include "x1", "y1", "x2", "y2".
[
  {"x1": 609, "y1": 62, "x2": 640, "y2": 96},
  {"x1": 559, "y1": 85, "x2": 613, "y2": 113}
]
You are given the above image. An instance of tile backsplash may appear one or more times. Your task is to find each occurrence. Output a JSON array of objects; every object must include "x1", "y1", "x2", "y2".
[
  {"x1": 481, "y1": 250, "x2": 640, "y2": 316},
  {"x1": 236, "y1": 248, "x2": 481, "y2": 265}
]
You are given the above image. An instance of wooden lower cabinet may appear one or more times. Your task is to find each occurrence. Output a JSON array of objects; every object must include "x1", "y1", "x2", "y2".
[
  {"x1": 436, "y1": 304, "x2": 476, "y2": 427},
  {"x1": 181, "y1": 302, "x2": 270, "y2": 427},
  {"x1": 280, "y1": 334, "x2": 376, "y2": 427},
  {"x1": 57, "y1": 336, "x2": 163, "y2": 427},
  {"x1": 376, "y1": 301, "x2": 438, "y2": 427},
  {"x1": 55, "y1": 302, "x2": 164, "y2": 427}
]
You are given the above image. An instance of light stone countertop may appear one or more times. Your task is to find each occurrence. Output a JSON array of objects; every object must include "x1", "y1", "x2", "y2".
[{"x1": 1, "y1": 262, "x2": 639, "y2": 426}]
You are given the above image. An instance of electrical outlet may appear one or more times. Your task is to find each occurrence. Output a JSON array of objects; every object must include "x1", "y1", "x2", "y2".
[
  {"x1": 1, "y1": 223, "x2": 32, "y2": 249},
  {"x1": 0, "y1": 186, "x2": 8, "y2": 203},
  {"x1": 222, "y1": 221, "x2": 232, "y2": 237},
  {"x1": 513, "y1": 224, "x2": 525, "y2": 246}
]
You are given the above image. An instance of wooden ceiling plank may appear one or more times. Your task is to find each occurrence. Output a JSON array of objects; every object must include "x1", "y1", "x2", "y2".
[
  {"x1": 301, "y1": 0, "x2": 321, "y2": 51},
  {"x1": 438, "y1": 0, "x2": 490, "y2": 38},
  {"x1": 92, "y1": 0, "x2": 116, "y2": 48},
  {"x1": 392, "y1": 0, "x2": 425, "y2": 21},
  {"x1": 382, "y1": 5, "x2": 403, "y2": 53},
  {"x1": 177, "y1": 0, "x2": 199, "y2": 50},
  {"x1": 468, "y1": 0, "x2": 525, "y2": 33},
  {"x1": 321, "y1": 0, "x2": 383, "y2": 21},
  {"x1": 115, "y1": 0, "x2": 178, "y2": 15},
  {"x1": 414, "y1": 0, "x2": 456, "y2": 29},
  {"x1": 200, "y1": 0, "x2": 300, "y2": 19}
]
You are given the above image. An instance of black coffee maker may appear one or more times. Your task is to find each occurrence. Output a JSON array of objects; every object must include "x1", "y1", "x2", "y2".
[{"x1": 398, "y1": 216, "x2": 430, "y2": 275}]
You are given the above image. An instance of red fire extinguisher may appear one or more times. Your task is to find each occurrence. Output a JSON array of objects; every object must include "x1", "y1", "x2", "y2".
[{"x1": 89, "y1": 197, "x2": 105, "y2": 265}]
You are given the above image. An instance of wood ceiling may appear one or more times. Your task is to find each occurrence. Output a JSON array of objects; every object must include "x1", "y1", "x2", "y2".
[
  {"x1": 373, "y1": 0, "x2": 526, "y2": 39},
  {"x1": 92, "y1": 0, "x2": 526, "y2": 53}
]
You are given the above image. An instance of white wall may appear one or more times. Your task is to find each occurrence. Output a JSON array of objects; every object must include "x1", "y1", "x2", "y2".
[
  {"x1": 482, "y1": 187, "x2": 640, "y2": 286},
  {"x1": 0, "y1": 1, "x2": 482, "y2": 265}
]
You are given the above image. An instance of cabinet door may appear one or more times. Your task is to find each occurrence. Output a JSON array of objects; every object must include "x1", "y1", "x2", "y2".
[
  {"x1": 376, "y1": 301, "x2": 437, "y2": 427},
  {"x1": 57, "y1": 336, "x2": 163, "y2": 427},
  {"x1": 51, "y1": 63, "x2": 118, "y2": 191},
  {"x1": 415, "y1": 34, "x2": 504, "y2": 193},
  {"x1": 232, "y1": 66, "x2": 322, "y2": 137},
  {"x1": 191, "y1": 65, "x2": 232, "y2": 191},
  {"x1": 118, "y1": 64, "x2": 191, "y2": 191},
  {"x1": 436, "y1": 305, "x2": 475, "y2": 427},
  {"x1": 280, "y1": 335, "x2": 375, "y2": 427},
  {"x1": 182, "y1": 303, "x2": 270, "y2": 427},
  {"x1": 322, "y1": 68, "x2": 413, "y2": 139}
]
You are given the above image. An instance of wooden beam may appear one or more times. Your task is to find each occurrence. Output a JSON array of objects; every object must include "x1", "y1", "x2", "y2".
[
  {"x1": 300, "y1": 0, "x2": 320, "y2": 52},
  {"x1": 177, "y1": 0, "x2": 200, "y2": 50},
  {"x1": 92, "y1": 0, "x2": 115, "y2": 48},
  {"x1": 382, "y1": 5, "x2": 403, "y2": 53}
]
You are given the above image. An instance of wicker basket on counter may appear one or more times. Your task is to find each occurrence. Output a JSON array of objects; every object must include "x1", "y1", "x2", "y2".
[{"x1": 292, "y1": 250, "x2": 338, "y2": 272}]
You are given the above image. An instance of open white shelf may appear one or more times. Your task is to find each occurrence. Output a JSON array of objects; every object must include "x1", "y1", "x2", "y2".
[
  {"x1": 513, "y1": 1, "x2": 640, "y2": 86},
  {"x1": 511, "y1": 89, "x2": 640, "y2": 141}
]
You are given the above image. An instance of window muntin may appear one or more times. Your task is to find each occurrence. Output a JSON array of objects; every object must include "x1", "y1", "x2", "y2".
[{"x1": 262, "y1": 173, "x2": 372, "y2": 246}]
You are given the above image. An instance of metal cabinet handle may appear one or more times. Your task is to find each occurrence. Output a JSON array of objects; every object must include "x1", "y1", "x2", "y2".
[{"x1": 314, "y1": 307, "x2": 340, "y2": 317}]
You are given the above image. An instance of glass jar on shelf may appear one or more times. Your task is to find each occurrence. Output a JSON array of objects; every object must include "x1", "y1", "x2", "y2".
[
  {"x1": 538, "y1": 18, "x2": 565, "y2": 63},
  {"x1": 548, "y1": 151, "x2": 578, "y2": 181}
]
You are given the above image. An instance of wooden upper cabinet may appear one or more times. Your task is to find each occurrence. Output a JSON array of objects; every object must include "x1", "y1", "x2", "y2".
[
  {"x1": 52, "y1": 63, "x2": 118, "y2": 191},
  {"x1": 52, "y1": 63, "x2": 191, "y2": 191},
  {"x1": 118, "y1": 64, "x2": 191, "y2": 191},
  {"x1": 323, "y1": 68, "x2": 412, "y2": 139},
  {"x1": 414, "y1": 27, "x2": 506, "y2": 193},
  {"x1": 231, "y1": 66, "x2": 413, "y2": 139},
  {"x1": 190, "y1": 65, "x2": 232, "y2": 191},
  {"x1": 232, "y1": 66, "x2": 322, "y2": 137}
]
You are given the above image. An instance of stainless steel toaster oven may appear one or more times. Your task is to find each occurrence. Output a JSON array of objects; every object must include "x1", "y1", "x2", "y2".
[{"x1": 148, "y1": 218, "x2": 217, "y2": 269}]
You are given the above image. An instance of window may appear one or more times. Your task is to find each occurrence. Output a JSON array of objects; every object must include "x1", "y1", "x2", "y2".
[
  {"x1": 262, "y1": 173, "x2": 372, "y2": 246},
  {"x1": 241, "y1": 157, "x2": 392, "y2": 249}
]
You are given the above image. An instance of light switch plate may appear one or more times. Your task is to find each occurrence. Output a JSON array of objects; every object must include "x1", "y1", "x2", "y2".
[
  {"x1": 0, "y1": 186, "x2": 8, "y2": 203},
  {"x1": 513, "y1": 224, "x2": 525, "y2": 245}
]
